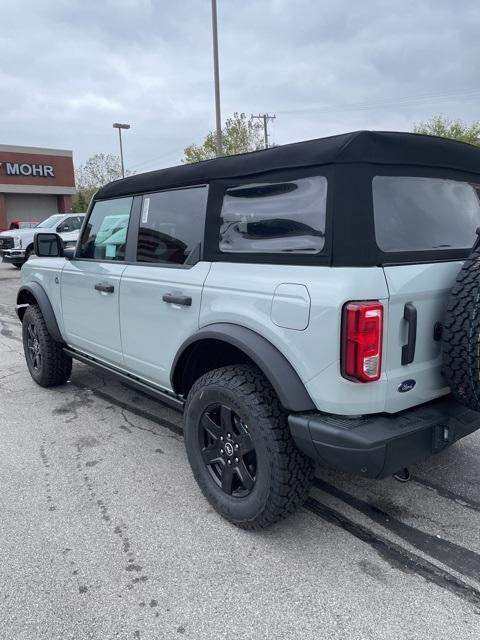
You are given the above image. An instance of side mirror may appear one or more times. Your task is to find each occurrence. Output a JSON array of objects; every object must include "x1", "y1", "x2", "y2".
[
  {"x1": 57, "y1": 224, "x2": 70, "y2": 232},
  {"x1": 34, "y1": 233, "x2": 64, "y2": 258}
]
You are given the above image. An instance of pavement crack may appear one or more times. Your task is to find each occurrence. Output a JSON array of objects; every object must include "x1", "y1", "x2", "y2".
[
  {"x1": 0, "y1": 369, "x2": 22, "y2": 381},
  {"x1": 119, "y1": 407, "x2": 182, "y2": 441},
  {"x1": 69, "y1": 380, "x2": 183, "y2": 439}
]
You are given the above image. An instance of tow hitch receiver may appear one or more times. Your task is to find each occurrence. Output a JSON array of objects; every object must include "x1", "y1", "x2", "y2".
[{"x1": 432, "y1": 424, "x2": 453, "y2": 453}]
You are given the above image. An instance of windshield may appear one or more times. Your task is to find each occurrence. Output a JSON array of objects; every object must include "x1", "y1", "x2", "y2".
[
  {"x1": 373, "y1": 177, "x2": 480, "y2": 252},
  {"x1": 35, "y1": 215, "x2": 64, "y2": 229}
]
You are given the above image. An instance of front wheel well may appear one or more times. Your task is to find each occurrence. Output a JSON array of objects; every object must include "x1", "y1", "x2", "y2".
[
  {"x1": 16, "y1": 290, "x2": 38, "y2": 321},
  {"x1": 172, "y1": 339, "x2": 255, "y2": 398}
]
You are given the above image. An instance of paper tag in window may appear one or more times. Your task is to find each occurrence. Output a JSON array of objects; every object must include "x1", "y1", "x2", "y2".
[
  {"x1": 141, "y1": 198, "x2": 150, "y2": 224},
  {"x1": 105, "y1": 244, "x2": 116, "y2": 258}
]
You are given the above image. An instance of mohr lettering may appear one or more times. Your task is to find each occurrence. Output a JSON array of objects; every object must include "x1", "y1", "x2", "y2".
[
  {"x1": 2, "y1": 162, "x2": 55, "y2": 177},
  {"x1": 5, "y1": 162, "x2": 19, "y2": 175}
]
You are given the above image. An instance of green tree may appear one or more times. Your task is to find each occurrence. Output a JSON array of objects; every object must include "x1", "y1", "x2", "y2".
[
  {"x1": 414, "y1": 116, "x2": 480, "y2": 146},
  {"x1": 72, "y1": 190, "x2": 89, "y2": 213},
  {"x1": 183, "y1": 112, "x2": 264, "y2": 163},
  {"x1": 73, "y1": 153, "x2": 132, "y2": 210}
]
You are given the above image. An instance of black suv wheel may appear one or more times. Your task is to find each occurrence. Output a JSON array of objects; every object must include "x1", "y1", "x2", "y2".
[
  {"x1": 184, "y1": 364, "x2": 314, "y2": 529},
  {"x1": 22, "y1": 305, "x2": 72, "y2": 387}
]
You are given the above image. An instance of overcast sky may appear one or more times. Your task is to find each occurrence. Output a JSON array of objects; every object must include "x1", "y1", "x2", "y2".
[{"x1": 2, "y1": 0, "x2": 479, "y2": 173}]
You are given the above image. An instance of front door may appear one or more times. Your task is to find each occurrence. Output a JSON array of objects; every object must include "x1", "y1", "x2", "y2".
[
  {"x1": 120, "y1": 186, "x2": 209, "y2": 390},
  {"x1": 61, "y1": 197, "x2": 133, "y2": 367}
]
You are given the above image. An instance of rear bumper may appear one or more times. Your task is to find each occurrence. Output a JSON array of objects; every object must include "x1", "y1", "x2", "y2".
[{"x1": 288, "y1": 396, "x2": 480, "y2": 478}]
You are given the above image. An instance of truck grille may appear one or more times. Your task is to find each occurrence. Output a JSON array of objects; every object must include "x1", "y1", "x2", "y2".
[{"x1": 0, "y1": 237, "x2": 14, "y2": 250}]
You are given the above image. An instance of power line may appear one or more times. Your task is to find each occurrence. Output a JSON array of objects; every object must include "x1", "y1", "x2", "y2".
[
  {"x1": 252, "y1": 113, "x2": 276, "y2": 148},
  {"x1": 274, "y1": 88, "x2": 480, "y2": 116},
  {"x1": 128, "y1": 147, "x2": 184, "y2": 172}
]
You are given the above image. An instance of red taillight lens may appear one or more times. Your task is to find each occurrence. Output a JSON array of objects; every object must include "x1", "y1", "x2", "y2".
[{"x1": 342, "y1": 302, "x2": 383, "y2": 383}]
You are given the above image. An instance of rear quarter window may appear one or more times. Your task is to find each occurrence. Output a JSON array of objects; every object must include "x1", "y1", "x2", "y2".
[
  {"x1": 373, "y1": 176, "x2": 480, "y2": 252},
  {"x1": 219, "y1": 176, "x2": 327, "y2": 254}
]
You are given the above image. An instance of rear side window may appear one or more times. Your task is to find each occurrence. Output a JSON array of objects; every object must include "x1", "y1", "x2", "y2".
[
  {"x1": 373, "y1": 176, "x2": 480, "y2": 252},
  {"x1": 136, "y1": 186, "x2": 207, "y2": 264},
  {"x1": 78, "y1": 197, "x2": 132, "y2": 260},
  {"x1": 219, "y1": 176, "x2": 327, "y2": 254}
]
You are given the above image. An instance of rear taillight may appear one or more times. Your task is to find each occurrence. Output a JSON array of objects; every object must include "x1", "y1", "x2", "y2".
[{"x1": 342, "y1": 301, "x2": 383, "y2": 383}]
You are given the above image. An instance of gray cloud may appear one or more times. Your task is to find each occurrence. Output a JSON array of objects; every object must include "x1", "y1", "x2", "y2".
[{"x1": 1, "y1": 0, "x2": 479, "y2": 173}]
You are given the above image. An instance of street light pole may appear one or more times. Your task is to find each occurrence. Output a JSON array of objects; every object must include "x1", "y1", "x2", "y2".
[
  {"x1": 112, "y1": 123, "x2": 131, "y2": 178},
  {"x1": 211, "y1": 0, "x2": 222, "y2": 156}
]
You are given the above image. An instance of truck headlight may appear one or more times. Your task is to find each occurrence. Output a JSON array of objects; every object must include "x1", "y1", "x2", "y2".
[{"x1": 14, "y1": 236, "x2": 22, "y2": 249}]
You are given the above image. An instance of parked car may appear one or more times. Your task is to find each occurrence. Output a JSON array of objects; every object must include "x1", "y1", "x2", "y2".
[
  {"x1": 0, "y1": 220, "x2": 39, "y2": 232},
  {"x1": 0, "y1": 213, "x2": 84, "y2": 267},
  {"x1": 15, "y1": 131, "x2": 480, "y2": 529}
]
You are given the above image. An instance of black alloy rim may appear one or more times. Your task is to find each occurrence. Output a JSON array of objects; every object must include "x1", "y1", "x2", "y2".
[
  {"x1": 199, "y1": 404, "x2": 257, "y2": 497},
  {"x1": 27, "y1": 323, "x2": 42, "y2": 371}
]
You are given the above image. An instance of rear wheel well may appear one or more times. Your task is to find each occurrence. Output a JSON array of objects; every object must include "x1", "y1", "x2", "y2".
[
  {"x1": 173, "y1": 339, "x2": 255, "y2": 398},
  {"x1": 17, "y1": 290, "x2": 38, "y2": 321}
]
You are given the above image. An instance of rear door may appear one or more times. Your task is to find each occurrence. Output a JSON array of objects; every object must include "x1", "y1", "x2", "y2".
[
  {"x1": 374, "y1": 175, "x2": 480, "y2": 412},
  {"x1": 61, "y1": 197, "x2": 132, "y2": 366},
  {"x1": 119, "y1": 186, "x2": 210, "y2": 390}
]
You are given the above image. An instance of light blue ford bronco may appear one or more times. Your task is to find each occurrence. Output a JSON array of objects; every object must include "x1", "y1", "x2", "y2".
[{"x1": 16, "y1": 131, "x2": 480, "y2": 528}]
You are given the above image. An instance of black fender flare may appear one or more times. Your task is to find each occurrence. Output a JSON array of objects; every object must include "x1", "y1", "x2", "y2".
[
  {"x1": 171, "y1": 323, "x2": 316, "y2": 412},
  {"x1": 16, "y1": 283, "x2": 64, "y2": 343}
]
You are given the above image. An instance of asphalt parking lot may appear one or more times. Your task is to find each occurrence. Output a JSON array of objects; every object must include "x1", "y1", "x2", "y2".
[{"x1": 0, "y1": 261, "x2": 479, "y2": 640}]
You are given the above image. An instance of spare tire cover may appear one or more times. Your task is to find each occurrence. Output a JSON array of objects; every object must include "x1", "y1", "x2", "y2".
[{"x1": 443, "y1": 247, "x2": 480, "y2": 411}]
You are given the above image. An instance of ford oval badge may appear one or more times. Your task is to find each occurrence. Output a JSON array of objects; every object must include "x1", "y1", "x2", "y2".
[{"x1": 398, "y1": 379, "x2": 416, "y2": 393}]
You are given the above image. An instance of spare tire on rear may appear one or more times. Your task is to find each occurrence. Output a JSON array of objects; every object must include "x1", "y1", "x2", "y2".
[{"x1": 443, "y1": 246, "x2": 480, "y2": 411}]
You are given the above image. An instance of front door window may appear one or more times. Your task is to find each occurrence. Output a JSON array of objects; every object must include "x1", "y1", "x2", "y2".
[{"x1": 78, "y1": 198, "x2": 133, "y2": 261}]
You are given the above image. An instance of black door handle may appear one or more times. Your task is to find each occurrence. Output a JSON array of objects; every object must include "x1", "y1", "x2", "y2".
[
  {"x1": 162, "y1": 293, "x2": 192, "y2": 306},
  {"x1": 94, "y1": 282, "x2": 114, "y2": 294},
  {"x1": 402, "y1": 302, "x2": 417, "y2": 365}
]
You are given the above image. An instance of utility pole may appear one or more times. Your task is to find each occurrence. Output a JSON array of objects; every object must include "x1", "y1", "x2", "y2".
[
  {"x1": 252, "y1": 113, "x2": 276, "y2": 149},
  {"x1": 211, "y1": 0, "x2": 223, "y2": 156}
]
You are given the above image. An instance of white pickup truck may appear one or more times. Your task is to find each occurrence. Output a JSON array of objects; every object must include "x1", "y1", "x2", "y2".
[{"x1": 0, "y1": 213, "x2": 84, "y2": 268}]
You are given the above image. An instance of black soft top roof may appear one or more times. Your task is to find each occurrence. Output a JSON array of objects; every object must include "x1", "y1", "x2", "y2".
[{"x1": 96, "y1": 130, "x2": 480, "y2": 200}]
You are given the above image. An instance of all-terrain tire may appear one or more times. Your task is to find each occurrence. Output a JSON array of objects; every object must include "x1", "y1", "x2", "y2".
[
  {"x1": 22, "y1": 304, "x2": 72, "y2": 387},
  {"x1": 183, "y1": 364, "x2": 314, "y2": 529},
  {"x1": 443, "y1": 246, "x2": 480, "y2": 411}
]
